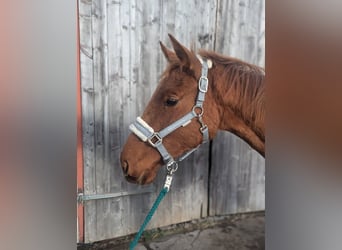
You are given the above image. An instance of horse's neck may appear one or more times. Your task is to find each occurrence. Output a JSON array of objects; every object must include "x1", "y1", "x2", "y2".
[
  {"x1": 212, "y1": 65, "x2": 265, "y2": 157},
  {"x1": 219, "y1": 108, "x2": 265, "y2": 156}
]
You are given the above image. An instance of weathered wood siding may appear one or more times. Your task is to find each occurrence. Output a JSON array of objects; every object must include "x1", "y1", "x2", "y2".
[
  {"x1": 79, "y1": 0, "x2": 264, "y2": 243},
  {"x1": 209, "y1": 0, "x2": 265, "y2": 215}
]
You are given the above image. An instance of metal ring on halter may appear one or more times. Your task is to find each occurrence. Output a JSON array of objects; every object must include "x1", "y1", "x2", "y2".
[
  {"x1": 166, "y1": 161, "x2": 178, "y2": 174},
  {"x1": 192, "y1": 105, "x2": 204, "y2": 117}
]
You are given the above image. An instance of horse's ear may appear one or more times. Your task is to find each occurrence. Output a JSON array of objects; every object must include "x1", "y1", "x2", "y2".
[
  {"x1": 168, "y1": 34, "x2": 196, "y2": 69},
  {"x1": 159, "y1": 41, "x2": 176, "y2": 62}
]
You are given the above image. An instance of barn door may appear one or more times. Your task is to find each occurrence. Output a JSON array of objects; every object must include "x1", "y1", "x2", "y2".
[
  {"x1": 78, "y1": 0, "x2": 265, "y2": 243},
  {"x1": 78, "y1": 0, "x2": 216, "y2": 243}
]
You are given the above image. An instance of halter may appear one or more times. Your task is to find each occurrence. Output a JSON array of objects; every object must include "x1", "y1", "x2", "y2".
[{"x1": 129, "y1": 57, "x2": 212, "y2": 175}]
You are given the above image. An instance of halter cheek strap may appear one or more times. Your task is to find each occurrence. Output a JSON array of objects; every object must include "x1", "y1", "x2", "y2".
[{"x1": 129, "y1": 57, "x2": 212, "y2": 172}]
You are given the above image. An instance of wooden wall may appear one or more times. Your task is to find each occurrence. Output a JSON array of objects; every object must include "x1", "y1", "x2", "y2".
[
  {"x1": 209, "y1": 0, "x2": 265, "y2": 216},
  {"x1": 79, "y1": 0, "x2": 265, "y2": 243}
]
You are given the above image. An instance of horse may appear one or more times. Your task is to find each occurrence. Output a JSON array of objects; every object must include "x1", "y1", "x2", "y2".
[{"x1": 120, "y1": 34, "x2": 265, "y2": 185}]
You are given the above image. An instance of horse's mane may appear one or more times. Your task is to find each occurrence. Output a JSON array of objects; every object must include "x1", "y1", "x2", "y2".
[{"x1": 199, "y1": 50, "x2": 265, "y2": 137}]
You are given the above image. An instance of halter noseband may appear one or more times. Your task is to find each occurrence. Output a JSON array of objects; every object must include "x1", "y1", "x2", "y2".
[{"x1": 129, "y1": 57, "x2": 212, "y2": 173}]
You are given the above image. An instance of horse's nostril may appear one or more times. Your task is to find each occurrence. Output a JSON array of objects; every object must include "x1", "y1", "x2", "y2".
[{"x1": 122, "y1": 160, "x2": 129, "y2": 175}]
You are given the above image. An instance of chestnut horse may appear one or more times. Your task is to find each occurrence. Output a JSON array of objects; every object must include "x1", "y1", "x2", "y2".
[{"x1": 120, "y1": 34, "x2": 264, "y2": 185}]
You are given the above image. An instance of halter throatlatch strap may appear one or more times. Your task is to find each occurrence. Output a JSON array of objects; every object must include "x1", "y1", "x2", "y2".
[{"x1": 129, "y1": 57, "x2": 212, "y2": 171}]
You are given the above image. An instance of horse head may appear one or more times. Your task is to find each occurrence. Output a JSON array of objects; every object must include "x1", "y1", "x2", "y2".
[{"x1": 120, "y1": 35, "x2": 221, "y2": 184}]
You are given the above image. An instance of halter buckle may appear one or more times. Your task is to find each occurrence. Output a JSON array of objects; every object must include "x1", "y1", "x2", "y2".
[
  {"x1": 148, "y1": 133, "x2": 162, "y2": 147},
  {"x1": 198, "y1": 76, "x2": 208, "y2": 93}
]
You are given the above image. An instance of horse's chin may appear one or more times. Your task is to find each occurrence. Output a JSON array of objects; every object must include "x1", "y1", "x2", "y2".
[
  {"x1": 128, "y1": 165, "x2": 160, "y2": 185},
  {"x1": 142, "y1": 172, "x2": 157, "y2": 185},
  {"x1": 140, "y1": 160, "x2": 163, "y2": 184},
  {"x1": 134, "y1": 169, "x2": 158, "y2": 185}
]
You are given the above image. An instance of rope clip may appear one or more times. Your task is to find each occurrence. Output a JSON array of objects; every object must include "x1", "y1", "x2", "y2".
[{"x1": 164, "y1": 161, "x2": 178, "y2": 191}]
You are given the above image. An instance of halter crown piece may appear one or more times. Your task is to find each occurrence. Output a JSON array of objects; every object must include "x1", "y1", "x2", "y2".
[{"x1": 129, "y1": 56, "x2": 212, "y2": 180}]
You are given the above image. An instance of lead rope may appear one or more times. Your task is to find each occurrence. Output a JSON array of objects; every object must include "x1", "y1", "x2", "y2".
[{"x1": 129, "y1": 165, "x2": 177, "y2": 250}]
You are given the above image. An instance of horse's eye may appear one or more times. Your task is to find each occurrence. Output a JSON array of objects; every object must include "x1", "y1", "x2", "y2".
[{"x1": 165, "y1": 98, "x2": 178, "y2": 106}]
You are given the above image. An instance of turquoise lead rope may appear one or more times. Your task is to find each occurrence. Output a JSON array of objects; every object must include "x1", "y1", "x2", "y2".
[
  {"x1": 129, "y1": 187, "x2": 169, "y2": 250},
  {"x1": 129, "y1": 172, "x2": 174, "y2": 250}
]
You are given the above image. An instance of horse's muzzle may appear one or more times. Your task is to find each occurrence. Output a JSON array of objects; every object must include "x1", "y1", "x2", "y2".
[{"x1": 121, "y1": 160, "x2": 148, "y2": 185}]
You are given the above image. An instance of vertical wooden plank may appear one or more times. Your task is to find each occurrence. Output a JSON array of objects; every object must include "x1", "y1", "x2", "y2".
[
  {"x1": 91, "y1": 0, "x2": 111, "y2": 241},
  {"x1": 106, "y1": 0, "x2": 127, "y2": 239},
  {"x1": 115, "y1": 0, "x2": 162, "y2": 236},
  {"x1": 78, "y1": 0, "x2": 97, "y2": 243},
  {"x1": 92, "y1": 0, "x2": 109, "y2": 195},
  {"x1": 209, "y1": 0, "x2": 265, "y2": 216}
]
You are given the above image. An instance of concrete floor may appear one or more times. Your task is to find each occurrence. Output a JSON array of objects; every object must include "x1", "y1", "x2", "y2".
[{"x1": 78, "y1": 212, "x2": 264, "y2": 250}]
